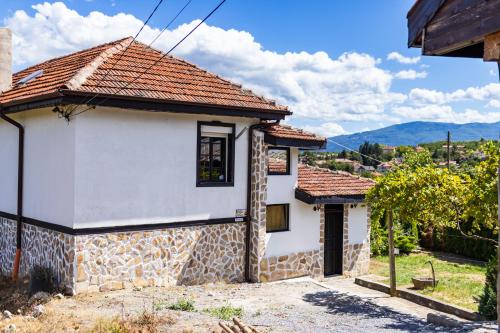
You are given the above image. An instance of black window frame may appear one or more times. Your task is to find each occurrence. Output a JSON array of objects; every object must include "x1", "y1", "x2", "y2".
[
  {"x1": 268, "y1": 146, "x2": 291, "y2": 176},
  {"x1": 196, "y1": 121, "x2": 235, "y2": 187},
  {"x1": 266, "y1": 203, "x2": 290, "y2": 233}
]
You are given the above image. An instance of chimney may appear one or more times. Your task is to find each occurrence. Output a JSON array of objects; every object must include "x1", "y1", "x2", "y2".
[{"x1": 0, "y1": 28, "x2": 12, "y2": 92}]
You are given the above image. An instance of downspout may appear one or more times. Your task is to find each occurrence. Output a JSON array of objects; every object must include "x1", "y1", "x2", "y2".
[
  {"x1": 0, "y1": 109, "x2": 24, "y2": 282},
  {"x1": 244, "y1": 121, "x2": 278, "y2": 282}
]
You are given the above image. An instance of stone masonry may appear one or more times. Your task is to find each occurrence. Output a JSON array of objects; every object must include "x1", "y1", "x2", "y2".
[
  {"x1": 0, "y1": 218, "x2": 75, "y2": 288},
  {"x1": 75, "y1": 222, "x2": 246, "y2": 293},
  {"x1": 0, "y1": 217, "x2": 16, "y2": 277},
  {"x1": 342, "y1": 204, "x2": 371, "y2": 277},
  {"x1": 1, "y1": 217, "x2": 246, "y2": 294},
  {"x1": 249, "y1": 130, "x2": 268, "y2": 282}
]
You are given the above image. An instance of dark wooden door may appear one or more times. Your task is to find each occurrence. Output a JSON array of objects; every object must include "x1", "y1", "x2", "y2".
[{"x1": 324, "y1": 205, "x2": 344, "y2": 276}]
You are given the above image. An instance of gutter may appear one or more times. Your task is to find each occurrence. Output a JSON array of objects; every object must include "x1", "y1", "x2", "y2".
[
  {"x1": 244, "y1": 121, "x2": 277, "y2": 282},
  {"x1": 0, "y1": 108, "x2": 24, "y2": 281}
]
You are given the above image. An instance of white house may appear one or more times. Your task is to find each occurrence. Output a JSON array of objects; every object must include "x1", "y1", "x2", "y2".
[{"x1": 0, "y1": 29, "x2": 374, "y2": 293}]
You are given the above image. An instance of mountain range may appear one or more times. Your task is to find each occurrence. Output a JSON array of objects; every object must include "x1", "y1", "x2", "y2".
[{"x1": 326, "y1": 121, "x2": 500, "y2": 152}]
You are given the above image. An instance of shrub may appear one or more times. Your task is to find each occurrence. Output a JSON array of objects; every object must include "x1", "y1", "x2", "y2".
[
  {"x1": 478, "y1": 254, "x2": 497, "y2": 320},
  {"x1": 203, "y1": 305, "x2": 243, "y2": 320},
  {"x1": 370, "y1": 226, "x2": 388, "y2": 256},
  {"x1": 394, "y1": 235, "x2": 417, "y2": 255},
  {"x1": 29, "y1": 265, "x2": 57, "y2": 295},
  {"x1": 167, "y1": 299, "x2": 195, "y2": 312}
]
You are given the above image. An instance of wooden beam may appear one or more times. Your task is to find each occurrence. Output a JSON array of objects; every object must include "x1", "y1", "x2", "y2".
[{"x1": 484, "y1": 31, "x2": 500, "y2": 62}]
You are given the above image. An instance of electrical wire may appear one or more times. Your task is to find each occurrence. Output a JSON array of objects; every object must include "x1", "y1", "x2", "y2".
[
  {"x1": 65, "y1": 0, "x2": 166, "y2": 115},
  {"x1": 70, "y1": 0, "x2": 226, "y2": 119},
  {"x1": 327, "y1": 138, "x2": 385, "y2": 164}
]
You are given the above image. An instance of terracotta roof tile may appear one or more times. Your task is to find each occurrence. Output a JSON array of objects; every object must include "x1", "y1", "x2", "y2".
[
  {"x1": 0, "y1": 38, "x2": 290, "y2": 115},
  {"x1": 263, "y1": 124, "x2": 326, "y2": 147},
  {"x1": 297, "y1": 164, "x2": 375, "y2": 198}
]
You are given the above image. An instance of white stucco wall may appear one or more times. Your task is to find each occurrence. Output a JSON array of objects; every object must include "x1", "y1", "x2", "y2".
[
  {"x1": 265, "y1": 147, "x2": 321, "y2": 257},
  {"x1": 347, "y1": 204, "x2": 368, "y2": 244},
  {"x1": 0, "y1": 109, "x2": 75, "y2": 227},
  {"x1": 0, "y1": 115, "x2": 19, "y2": 215},
  {"x1": 73, "y1": 108, "x2": 257, "y2": 228}
]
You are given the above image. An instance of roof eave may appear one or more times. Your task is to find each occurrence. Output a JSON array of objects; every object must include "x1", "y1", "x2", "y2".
[
  {"x1": 294, "y1": 188, "x2": 366, "y2": 205},
  {"x1": 1, "y1": 90, "x2": 291, "y2": 120},
  {"x1": 264, "y1": 133, "x2": 326, "y2": 150}
]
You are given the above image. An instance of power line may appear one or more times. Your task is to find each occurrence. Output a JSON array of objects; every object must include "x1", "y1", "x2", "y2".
[
  {"x1": 70, "y1": 0, "x2": 226, "y2": 119},
  {"x1": 327, "y1": 138, "x2": 385, "y2": 164},
  {"x1": 66, "y1": 0, "x2": 166, "y2": 115},
  {"x1": 148, "y1": 0, "x2": 193, "y2": 46}
]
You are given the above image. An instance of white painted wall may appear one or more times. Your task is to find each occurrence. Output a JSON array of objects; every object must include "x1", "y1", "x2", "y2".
[
  {"x1": 347, "y1": 204, "x2": 368, "y2": 244},
  {"x1": 73, "y1": 108, "x2": 257, "y2": 228},
  {"x1": 0, "y1": 115, "x2": 19, "y2": 215},
  {"x1": 0, "y1": 109, "x2": 75, "y2": 227},
  {"x1": 265, "y1": 147, "x2": 321, "y2": 257}
]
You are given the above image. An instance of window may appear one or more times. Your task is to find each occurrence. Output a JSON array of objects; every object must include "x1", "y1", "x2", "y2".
[
  {"x1": 266, "y1": 204, "x2": 289, "y2": 232},
  {"x1": 268, "y1": 147, "x2": 290, "y2": 175},
  {"x1": 197, "y1": 122, "x2": 235, "y2": 187}
]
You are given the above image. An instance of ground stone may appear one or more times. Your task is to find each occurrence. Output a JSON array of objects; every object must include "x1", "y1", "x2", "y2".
[{"x1": 2, "y1": 310, "x2": 13, "y2": 319}]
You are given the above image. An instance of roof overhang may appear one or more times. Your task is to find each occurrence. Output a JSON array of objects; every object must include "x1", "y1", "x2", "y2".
[
  {"x1": 407, "y1": 0, "x2": 500, "y2": 59},
  {"x1": 1, "y1": 90, "x2": 290, "y2": 120},
  {"x1": 295, "y1": 188, "x2": 365, "y2": 205},
  {"x1": 264, "y1": 133, "x2": 326, "y2": 150}
]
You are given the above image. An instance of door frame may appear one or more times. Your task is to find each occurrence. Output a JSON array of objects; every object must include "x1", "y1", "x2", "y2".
[{"x1": 324, "y1": 204, "x2": 344, "y2": 276}]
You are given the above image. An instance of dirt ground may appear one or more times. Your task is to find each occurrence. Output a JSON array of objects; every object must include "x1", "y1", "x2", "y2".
[{"x1": 0, "y1": 277, "x2": 496, "y2": 333}]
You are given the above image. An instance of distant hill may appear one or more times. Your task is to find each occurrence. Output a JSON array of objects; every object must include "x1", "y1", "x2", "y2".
[{"x1": 326, "y1": 121, "x2": 500, "y2": 152}]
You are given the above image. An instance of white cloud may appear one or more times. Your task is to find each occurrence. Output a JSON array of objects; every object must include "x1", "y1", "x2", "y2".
[
  {"x1": 394, "y1": 69, "x2": 427, "y2": 80},
  {"x1": 3, "y1": 2, "x2": 500, "y2": 128},
  {"x1": 387, "y1": 52, "x2": 420, "y2": 64},
  {"x1": 393, "y1": 105, "x2": 500, "y2": 123},
  {"x1": 409, "y1": 84, "x2": 500, "y2": 105},
  {"x1": 302, "y1": 122, "x2": 346, "y2": 137},
  {"x1": 4, "y1": 2, "x2": 406, "y2": 123}
]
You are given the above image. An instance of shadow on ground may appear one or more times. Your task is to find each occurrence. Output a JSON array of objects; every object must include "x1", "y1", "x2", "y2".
[{"x1": 303, "y1": 290, "x2": 487, "y2": 332}]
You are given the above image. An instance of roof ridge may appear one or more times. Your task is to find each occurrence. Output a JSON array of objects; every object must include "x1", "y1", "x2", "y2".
[{"x1": 65, "y1": 37, "x2": 134, "y2": 90}]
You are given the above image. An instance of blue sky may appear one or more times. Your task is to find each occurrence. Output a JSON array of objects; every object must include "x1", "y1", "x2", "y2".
[{"x1": 1, "y1": 0, "x2": 500, "y2": 136}]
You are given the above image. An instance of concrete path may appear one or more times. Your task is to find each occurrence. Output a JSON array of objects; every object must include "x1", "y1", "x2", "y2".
[{"x1": 317, "y1": 276, "x2": 496, "y2": 332}]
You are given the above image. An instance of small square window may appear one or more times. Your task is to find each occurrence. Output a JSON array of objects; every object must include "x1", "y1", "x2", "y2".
[
  {"x1": 197, "y1": 122, "x2": 235, "y2": 187},
  {"x1": 268, "y1": 147, "x2": 290, "y2": 175},
  {"x1": 266, "y1": 204, "x2": 289, "y2": 232}
]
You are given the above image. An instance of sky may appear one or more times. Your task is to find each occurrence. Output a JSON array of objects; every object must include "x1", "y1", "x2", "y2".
[{"x1": 1, "y1": 0, "x2": 500, "y2": 137}]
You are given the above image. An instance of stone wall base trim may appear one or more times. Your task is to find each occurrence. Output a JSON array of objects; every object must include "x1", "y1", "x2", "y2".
[{"x1": 259, "y1": 250, "x2": 322, "y2": 282}]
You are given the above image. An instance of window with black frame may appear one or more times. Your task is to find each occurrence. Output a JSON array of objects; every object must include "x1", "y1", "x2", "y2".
[
  {"x1": 268, "y1": 147, "x2": 290, "y2": 175},
  {"x1": 197, "y1": 122, "x2": 234, "y2": 187}
]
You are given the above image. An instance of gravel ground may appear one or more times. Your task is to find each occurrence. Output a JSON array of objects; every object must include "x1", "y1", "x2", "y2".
[{"x1": 1, "y1": 278, "x2": 496, "y2": 332}]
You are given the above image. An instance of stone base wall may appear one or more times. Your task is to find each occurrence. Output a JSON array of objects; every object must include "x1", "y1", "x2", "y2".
[
  {"x1": 21, "y1": 224, "x2": 75, "y2": 288},
  {"x1": 258, "y1": 250, "x2": 323, "y2": 282},
  {"x1": 0, "y1": 219, "x2": 75, "y2": 288},
  {"x1": 75, "y1": 222, "x2": 246, "y2": 293},
  {"x1": 342, "y1": 204, "x2": 371, "y2": 277},
  {"x1": 0, "y1": 217, "x2": 16, "y2": 276}
]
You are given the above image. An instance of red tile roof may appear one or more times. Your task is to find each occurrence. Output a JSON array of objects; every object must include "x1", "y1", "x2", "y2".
[
  {"x1": 297, "y1": 164, "x2": 375, "y2": 198},
  {"x1": 0, "y1": 38, "x2": 290, "y2": 116},
  {"x1": 263, "y1": 124, "x2": 326, "y2": 148}
]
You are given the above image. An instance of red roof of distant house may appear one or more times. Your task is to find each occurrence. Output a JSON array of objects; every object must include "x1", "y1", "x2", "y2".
[
  {"x1": 263, "y1": 124, "x2": 326, "y2": 149},
  {"x1": 0, "y1": 37, "x2": 290, "y2": 118},
  {"x1": 296, "y1": 164, "x2": 375, "y2": 203}
]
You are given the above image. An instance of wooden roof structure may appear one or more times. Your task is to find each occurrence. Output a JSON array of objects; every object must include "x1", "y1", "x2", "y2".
[{"x1": 407, "y1": 0, "x2": 500, "y2": 60}]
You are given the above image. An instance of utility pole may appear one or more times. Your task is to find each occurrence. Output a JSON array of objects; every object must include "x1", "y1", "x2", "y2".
[
  {"x1": 387, "y1": 209, "x2": 396, "y2": 296},
  {"x1": 447, "y1": 131, "x2": 451, "y2": 170}
]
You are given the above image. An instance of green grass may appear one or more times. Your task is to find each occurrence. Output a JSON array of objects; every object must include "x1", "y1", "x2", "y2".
[
  {"x1": 369, "y1": 252, "x2": 486, "y2": 311},
  {"x1": 203, "y1": 305, "x2": 243, "y2": 320},
  {"x1": 166, "y1": 299, "x2": 196, "y2": 312}
]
